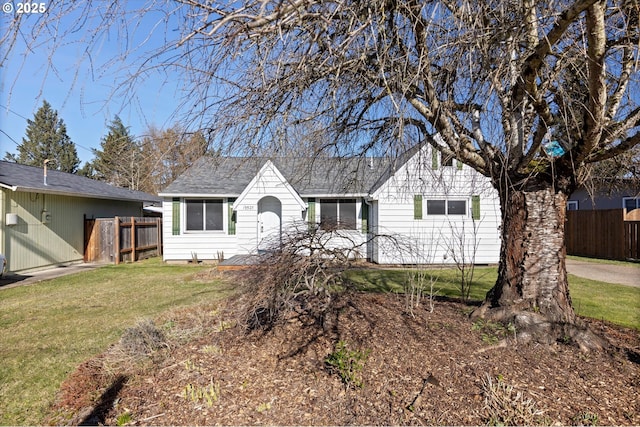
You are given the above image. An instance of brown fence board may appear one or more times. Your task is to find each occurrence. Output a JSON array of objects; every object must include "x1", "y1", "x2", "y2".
[
  {"x1": 84, "y1": 217, "x2": 162, "y2": 264},
  {"x1": 566, "y1": 209, "x2": 639, "y2": 261},
  {"x1": 626, "y1": 221, "x2": 640, "y2": 260}
]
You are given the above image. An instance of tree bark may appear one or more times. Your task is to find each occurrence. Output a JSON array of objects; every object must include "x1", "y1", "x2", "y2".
[{"x1": 473, "y1": 181, "x2": 607, "y2": 351}]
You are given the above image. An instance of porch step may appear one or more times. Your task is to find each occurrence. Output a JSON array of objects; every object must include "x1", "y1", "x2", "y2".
[{"x1": 217, "y1": 254, "x2": 260, "y2": 271}]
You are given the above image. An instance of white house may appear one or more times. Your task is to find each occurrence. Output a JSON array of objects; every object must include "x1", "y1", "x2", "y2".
[{"x1": 159, "y1": 144, "x2": 501, "y2": 264}]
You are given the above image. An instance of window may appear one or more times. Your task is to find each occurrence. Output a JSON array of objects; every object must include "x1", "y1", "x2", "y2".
[
  {"x1": 623, "y1": 197, "x2": 640, "y2": 210},
  {"x1": 320, "y1": 199, "x2": 357, "y2": 229},
  {"x1": 185, "y1": 199, "x2": 223, "y2": 231},
  {"x1": 441, "y1": 152, "x2": 453, "y2": 167},
  {"x1": 567, "y1": 200, "x2": 578, "y2": 211},
  {"x1": 426, "y1": 199, "x2": 467, "y2": 216}
]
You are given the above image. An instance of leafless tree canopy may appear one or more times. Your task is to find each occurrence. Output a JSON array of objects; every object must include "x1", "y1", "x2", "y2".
[
  {"x1": 4, "y1": 0, "x2": 638, "y2": 175},
  {"x1": 2, "y1": 0, "x2": 638, "y2": 344}
]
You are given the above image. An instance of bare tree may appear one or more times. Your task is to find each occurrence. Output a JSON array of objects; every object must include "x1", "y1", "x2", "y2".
[
  {"x1": 3, "y1": 0, "x2": 638, "y2": 348},
  {"x1": 139, "y1": 125, "x2": 210, "y2": 193}
]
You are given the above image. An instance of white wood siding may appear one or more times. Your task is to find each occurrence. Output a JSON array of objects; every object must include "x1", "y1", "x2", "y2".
[
  {"x1": 162, "y1": 197, "x2": 238, "y2": 261},
  {"x1": 162, "y1": 148, "x2": 501, "y2": 265},
  {"x1": 371, "y1": 146, "x2": 501, "y2": 264},
  {"x1": 162, "y1": 162, "x2": 307, "y2": 261},
  {"x1": 235, "y1": 163, "x2": 305, "y2": 254}
]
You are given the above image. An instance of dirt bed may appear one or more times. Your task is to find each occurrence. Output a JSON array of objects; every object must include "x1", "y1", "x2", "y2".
[{"x1": 48, "y1": 293, "x2": 640, "y2": 426}]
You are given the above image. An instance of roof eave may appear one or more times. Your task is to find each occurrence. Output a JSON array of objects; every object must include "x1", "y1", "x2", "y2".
[{"x1": 3, "y1": 185, "x2": 155, "y2": 203}]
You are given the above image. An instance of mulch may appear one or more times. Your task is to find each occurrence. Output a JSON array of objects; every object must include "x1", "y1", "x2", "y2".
[{"x1": 47, "y1": 292, "x2": 640, "y2": 426}]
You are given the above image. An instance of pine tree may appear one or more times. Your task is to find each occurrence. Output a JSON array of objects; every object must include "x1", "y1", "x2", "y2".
[
  {"x1": 5, "y1": 100, "x2": 80, "y2": 173},
  {"x1": 92, "y1": 116, "x2": 143, "y2": 189}
]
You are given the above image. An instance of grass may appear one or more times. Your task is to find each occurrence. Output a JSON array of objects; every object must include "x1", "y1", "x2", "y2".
[
  {"x1": 1, "y1": 258, "x2": 637, "y2": 425},
  {"x1": 346, "y1": 266, "x2": 640, "y2": 330},
  {"x1": 0, "y1": 258, "x2": 231, "y2": 426},
  {"x1": 567, "y1": 255, "x2": 640, "y2": 267}
]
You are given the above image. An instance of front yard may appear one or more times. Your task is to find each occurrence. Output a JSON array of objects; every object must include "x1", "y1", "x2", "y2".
[
  {"x1": 0, "y1": 259, "x2": 230, "y2": 425},
  {"x1": 0, "y1": 259, "x2": 638, "y2": 425}
]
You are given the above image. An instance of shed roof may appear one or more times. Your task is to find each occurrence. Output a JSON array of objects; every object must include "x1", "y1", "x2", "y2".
[
  {"x1": 159, "y1": 155, "x2": 412, "y2": 197},
  {"x1": 0, "y1": 161, "x2": 160, "y2": 203}
]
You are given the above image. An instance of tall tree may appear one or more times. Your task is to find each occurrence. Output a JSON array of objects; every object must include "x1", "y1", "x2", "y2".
[
  {"x1": 92, "y1": 116, "x2": 144, "y2": 190},
  {"x1": 5, "y1": 100, "x2": 80, "y2": 173},
  {"x1": 4, "y1": 0, "x2": 638, "y2": 348}
]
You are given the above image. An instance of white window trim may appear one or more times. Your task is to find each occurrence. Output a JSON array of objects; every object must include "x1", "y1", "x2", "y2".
[
  {"x1": 567, "y1": 200, "x2": 579, "y2": 210},
  {"x1": 424, "y1": 197, "x2": 470, "y2": 217},
  {"x1": 183, "y1": 198, "x2": 228, "y2": 234},
  {"x1": 318, "y1": 198, "x2": 361, "y2": 231}
]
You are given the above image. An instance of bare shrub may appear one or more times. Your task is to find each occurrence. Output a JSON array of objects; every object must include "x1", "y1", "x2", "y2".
[
  {"x1": 238, "y1": 221, "x2": 366, "y2": 331},
  {"x1": 119, "y1": 319, "x2": 167, "y2": 358},
  {"x1": 399, "y1": 228, "x2": 441, "y2": 315},
  {"x1": 481, "y1": 374, "x2": 546, "y2": 426}
]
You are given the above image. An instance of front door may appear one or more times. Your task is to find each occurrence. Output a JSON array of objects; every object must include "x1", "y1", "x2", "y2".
[{"x1": 257, "y1": 196, "x2": 282, "y2": 251}]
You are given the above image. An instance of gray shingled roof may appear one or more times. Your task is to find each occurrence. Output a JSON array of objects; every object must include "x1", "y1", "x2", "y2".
[
  {"x1": 0, "y1": 161, "x2": 160, "y2": 202},
  {"x1": 160, "y1": 155, "x2": 407, "y2": 196}
]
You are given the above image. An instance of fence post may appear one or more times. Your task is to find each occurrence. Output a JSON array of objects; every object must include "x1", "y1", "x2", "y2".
[
  {"x1": 157, "y1": 217, "x2": 162, "y2": 256},
  {"x1": 131, "y1": 216, "x2": 136, "y2": 262},
  {"x1": 114, "y1": 216, "x2": 121, "y2": 265}
]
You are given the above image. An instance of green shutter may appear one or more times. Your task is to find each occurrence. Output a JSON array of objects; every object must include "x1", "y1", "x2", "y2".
[
  {"x1": 431, "y1": 149, "x2": 438, "y2": 170},
  {"x1": 361, "y1": 201, "x2": 369, "y2": 233},
  {"x1": 228, "y1": 198, "x2": 236, "y2": 235},
  {"x1": 307, "y1": 198, "x2": 316, "y2": 228},
  {"x1": 414, "y1": 195, "x2": 423, "y2": 220},
  {"x1": 172, "y1": 198, "x2": 180, "y2": 235},
  {"x1": 456, "y1": 160, "x2": 463, "y2": 170},
  {"x1": 471, "y1": 195, "x2": 481, "y2": 220}
]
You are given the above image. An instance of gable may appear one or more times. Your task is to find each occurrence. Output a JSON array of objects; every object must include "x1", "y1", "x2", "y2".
[{"x1": 233, "y1": 160, "x2": 306, "y2": 210}]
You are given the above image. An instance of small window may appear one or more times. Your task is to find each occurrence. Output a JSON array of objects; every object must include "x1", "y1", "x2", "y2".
[
  {"x1": 441, "y1": 152, "x2": 453, "y2": 167},
  {"x1": 426, "y1": 199, "x2": 467, "y2": 216},
  {"x1": 320, "y1": 199, "x2": 357, "y2": 230},
  {"x1": 186, "y1": 199, "x2": 223, "y2": 231},
  {"x1": 447, "y1": 200, "x2": 467, "y2": 215},
  {"x1": 427, "y1": 200, "x2": 446, "y2": 215},
  {"x1": 567, "y1": 201, "x2": 578, "y2": 211}
]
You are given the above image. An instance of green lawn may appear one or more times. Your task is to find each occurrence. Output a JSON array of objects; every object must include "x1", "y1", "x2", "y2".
[
  {"x1": 0, "y1": 258, "x2": 231, "y2": 426},
  {"x1": 345, "y1": 266, "x2": 640, "y2": 329},
  {"x1": 1, "y1": 259, "x2": 637, "y2": 425}
]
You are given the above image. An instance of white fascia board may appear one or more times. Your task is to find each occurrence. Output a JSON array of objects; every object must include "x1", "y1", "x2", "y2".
[
  {"x1": 300, "y1": 193, "x2": 370, "y2": 198},
  {"x1": 0, "y1": 183, "x2": 18, "y2": 191},
  {"x1": 234, "y1": 160, "x2": 306, "y2": 210},
  {"x1": 158, "y1": 192, "x2": 240, "y2": 198}
]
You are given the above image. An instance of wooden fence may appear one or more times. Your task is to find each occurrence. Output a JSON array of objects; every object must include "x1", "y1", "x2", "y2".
[
  {"x1": 565, "y1": 209, "x2": 640, "y2": 261},
  {"x1": 84, "y1": 216, "x2": 162, "y2": 264}
]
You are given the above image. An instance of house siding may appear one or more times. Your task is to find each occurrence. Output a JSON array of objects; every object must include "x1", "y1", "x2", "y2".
[
  {"x1": 161, "y1": 148, "x2": 501, "y2": 265},
  {"x1": 1, "y1": 189, "x2": 143, "y2": 272},
  {"x1": 371, "y1": 146, "x2": 500, "y2": 264},
  {"x1": 162, "y1": 197, "x2": 238, "y2": 261},
  {"x1": 569, "y1": 187, "x2": 640, "y2": 210}
]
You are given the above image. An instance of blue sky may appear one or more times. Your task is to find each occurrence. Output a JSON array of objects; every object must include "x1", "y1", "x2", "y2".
[{"x1": 0, "y1": 3, "x2": 183, "y2": 165}]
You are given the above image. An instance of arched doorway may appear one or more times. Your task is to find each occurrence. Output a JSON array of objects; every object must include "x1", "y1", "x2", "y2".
[{"x1": 257, "y1": 196, "x2": 281, "y2": 251}]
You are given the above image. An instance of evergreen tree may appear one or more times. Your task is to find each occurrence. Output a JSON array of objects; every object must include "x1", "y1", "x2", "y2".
[
  {"x1": 77, "y1": 161, "x2": 96, "y2": 178},
  {"x1": 92, "y1": 116, "x2": 143, "y2": 189},
  {"x1": 5, "y1": 100, "x2": 80, "y2": 173}
]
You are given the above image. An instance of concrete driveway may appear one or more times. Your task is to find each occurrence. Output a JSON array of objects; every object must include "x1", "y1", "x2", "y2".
[
  {"x1": 566, "y1": 258, "x2": 639, "y2": 288},
  {"x1": 0, "y1": 262, "x2": 105, "y2": 290}
]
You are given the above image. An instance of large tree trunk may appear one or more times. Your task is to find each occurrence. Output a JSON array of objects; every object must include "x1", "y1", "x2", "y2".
[{"x1": 473, "y1": 181, "x2": 607, "y2": 351}]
